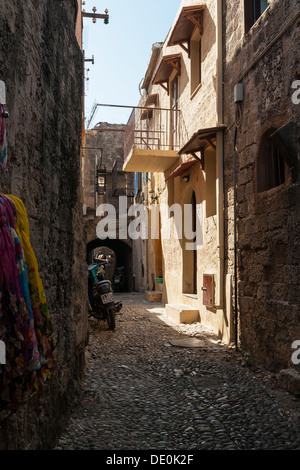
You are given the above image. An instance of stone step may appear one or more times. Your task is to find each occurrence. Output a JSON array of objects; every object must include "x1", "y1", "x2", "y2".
[
  {"x1": 278, "y1": 368, "x2": 300, "y2": 395},
  {"x1": 145, "y1": 291, "x2": 162, "y2": 302},
  {"x1": 166, "y1": 304, "x2": 199, "y2": 324}
]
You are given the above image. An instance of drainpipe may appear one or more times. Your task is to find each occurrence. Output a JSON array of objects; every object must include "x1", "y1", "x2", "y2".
[
  {"x1": 233, "y1": 126, "x2": 238, "y2": 350},
  {"x1": 216, "y1": 0, "x2": 224, "y2": 310},
  {"x1": 95, "y1": 154, "x2": 98, "y2": 211},
  {"x1": 233, "y1": 97, "x2": 243, "y2": 350}
]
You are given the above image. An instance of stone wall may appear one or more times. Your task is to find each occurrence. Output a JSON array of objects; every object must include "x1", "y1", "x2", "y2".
[
  {"x1": 223, "y1": 0, "x2": 300, "y2": 371},
  {"x1": 83, "y1": 123, "x2": 134, "y2": 291},
  {"x1": 83, "y1": 123, "x2": 127, "y2": 211},
  {"x1": 130, "y1": 0, "x2": 231, "y2": 340},
  {"x1": 0, "y1": 1, "x2": 87, "y2": 449}
]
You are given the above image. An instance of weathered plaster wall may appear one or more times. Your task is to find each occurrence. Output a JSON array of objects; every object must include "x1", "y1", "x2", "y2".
[
  {"x1": 149, "y1": 0, "x2": 218, "y2": 140},
  {"x1": 0, "y1": 1, "x2": 87, "y2": 449},
  {"x1": 139, "y1": 0, "x2": 231, "y2": 340},
  {"x1": 223, "y1": 0, "x2": 300, "y2": 370}
]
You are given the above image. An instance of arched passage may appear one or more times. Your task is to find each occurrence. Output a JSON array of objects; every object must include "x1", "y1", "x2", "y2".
[{"x1": 87, "y1": 238, "x2": 133, "y2": 292}]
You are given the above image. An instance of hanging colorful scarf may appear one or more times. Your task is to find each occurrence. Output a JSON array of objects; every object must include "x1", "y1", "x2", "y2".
[
  {"x1": 0, "y1": 198, "x2": 35, "y2": 410},
  {"x1": 0, "y1": 105, "x2": 8, "y2": 173},
  {"x1": 2, "y1": 196, "x2": 41, "y2": 372},
  {"x1": 9, "y1": 227, "x2": 41, "y2": 373},
  {"x1": 6, "y1": 195, "x2": 56, "y2": 383}
]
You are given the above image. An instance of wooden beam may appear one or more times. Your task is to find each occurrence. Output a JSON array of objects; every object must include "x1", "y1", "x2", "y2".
[
  {"x1": 82, "y1": 12, "x2": 109, "y2": 20},
  {"x1": 183, "y1": 146, "x2": 205, "y2": 154},
  {"x1": 186, "y1": 14, "x2": 203, "y2": 35},
  {"x1": 190, "y1": 151, "x2": 201, "y2": 162},
  {"x1": 178, "y1": 41, "x2": 190, "y2": 56},
  {"x1": 158, "y1": 82, "x2": 169, "y2": 94},
  {"x1": 166, "y1": 59, "x2": 181, "y2": 75},
  {"x1": 204, "y1": 138, "x2": 216, "y2": 150},
  {"x1": 190, "y1": 152, "x2": 204, "y2": 170}
]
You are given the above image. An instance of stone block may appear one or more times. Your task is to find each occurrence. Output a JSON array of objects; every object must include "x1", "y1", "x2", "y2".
[
  {"x1": 278, "y1": 368, "x2": 300, "y2": 395},
  {"x1": 145, "y1": 291, "x2": 162, "y2": 303},
  {"x1": 166, "y1": 304, "x2": 199, "y2": 324}
]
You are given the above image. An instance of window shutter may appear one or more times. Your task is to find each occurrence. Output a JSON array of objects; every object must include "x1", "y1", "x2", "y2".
[{"x1": 244, "y1": 0, "x2": 254, "y2": 33}]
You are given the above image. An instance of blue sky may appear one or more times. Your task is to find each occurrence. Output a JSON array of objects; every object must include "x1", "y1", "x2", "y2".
[{"x1": 82, "y1": 0, "x2": 182, "y2": 127}]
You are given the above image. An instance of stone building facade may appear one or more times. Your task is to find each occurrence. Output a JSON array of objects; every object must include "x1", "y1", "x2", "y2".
[
  {"x1": 83, "y1": 123, "x2": 135, "y2": 291},
  {"x1": 124, "y1": 0, "x2": 300, "y2": 372},
  {"x1": 0, "y1": 1, "x2": 87, "y2": 449},
  {"x1": 124, "y1": 0, "x2": 230, "y2": 340},
  {"x1": 223, "y1": 0, "x2": 300, "y2": 371}
]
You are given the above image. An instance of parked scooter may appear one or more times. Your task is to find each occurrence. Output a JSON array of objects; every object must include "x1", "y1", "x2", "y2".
[{"x1": 88, "y1": 257, "x2": 122, "y2": 330}]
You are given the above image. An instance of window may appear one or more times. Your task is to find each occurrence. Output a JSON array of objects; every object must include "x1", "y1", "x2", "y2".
[
  {"x1": 191, "y1": 191, "x2": 197, "y2": 295},
  {"x1": 257, "y1": 129, "x2": 285, "y2": 193},
  {"x1": 134, "y1": 172, "x2": 143, "y2": 197},
  {"x1": 182, "y1": 190, "x2": 198, "y2": 295},
  {"x1": 155, "y1": 213, "x2": 163, "y2": 280},
  {"x1": 190, "y1": 29, "x2": 202, "y2": 95},
  {"x1": 205, "y1": 148, "x2": 217, "y2": 217},
  {"x1": 96, "y1": 169, "x2": 107, "y2": 195},
  {"x1": 244, "y1": 0, "x2": 269, "y2": 33},
  {"x1": 171, "y1": 75, "x2": 179, "y2": 149}
]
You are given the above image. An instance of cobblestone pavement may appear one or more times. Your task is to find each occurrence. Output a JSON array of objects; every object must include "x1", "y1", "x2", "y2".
[{"x1": 57, "y1": 293, "x2": 300, "y2": 451}]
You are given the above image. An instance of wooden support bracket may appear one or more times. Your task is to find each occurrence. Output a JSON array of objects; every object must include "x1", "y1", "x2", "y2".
[
  {"x1": 178, "y1": 41, "x2": 190, "y2": 56},
  {"x1": 191, "y1": 151, "x2": 204, "y2": 170},
  {"x1": 186, "y1": 14, "x2": 204, "y2": 35},
  {"x1": 158, "y1": 82, "x2": 169, "y2": 94},
  {"x1": 204, "y1": 138, "x2": 216, "y2": 150},
  {"x1": 166, "y1": 59, "x2": 181, "y2": 76}
]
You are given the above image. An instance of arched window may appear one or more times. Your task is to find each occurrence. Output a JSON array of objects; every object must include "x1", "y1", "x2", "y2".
[{"x1": 257, "y1": 129, "x2": 285, "y2": 193}]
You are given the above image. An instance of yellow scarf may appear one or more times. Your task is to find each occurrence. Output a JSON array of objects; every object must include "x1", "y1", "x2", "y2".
[
  {"x1": 6, "y1": 195, "x2": 55, "y2": 383},
  {"x1": 6, "y1": 195, "x2": 48, "y2": 315}
]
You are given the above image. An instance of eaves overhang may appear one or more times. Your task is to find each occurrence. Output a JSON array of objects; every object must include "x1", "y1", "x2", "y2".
[
  {"x1": 151, "y1": 53, "x2": 182, "y2": 93},
  {"x1": 179, "y1": 125, "x2": 226, "y2": 156},
  {"x1": 167, "y1": 4, "x2": 206, "y2": 55},
  {"x1": 165, "y1": 158, "x2": 198, "y2": 181}
]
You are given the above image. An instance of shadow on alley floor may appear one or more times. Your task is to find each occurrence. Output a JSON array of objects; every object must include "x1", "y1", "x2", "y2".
[{"x1": 56, "y1": 292, "x2": 300, "y2": 450}]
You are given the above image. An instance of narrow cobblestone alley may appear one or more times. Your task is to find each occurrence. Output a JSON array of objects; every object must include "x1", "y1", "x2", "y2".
[{"x1": 56, "y1": 294, "x2": 300, "y2": 452}]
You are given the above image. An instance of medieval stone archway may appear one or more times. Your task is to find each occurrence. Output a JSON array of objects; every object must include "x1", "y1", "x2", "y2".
[{"x1": 87, "y1": 238, "x2": 133, "y2": 292}]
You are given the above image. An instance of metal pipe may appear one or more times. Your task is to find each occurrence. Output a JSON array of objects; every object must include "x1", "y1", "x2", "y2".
[
  {"x1": 233, "y1": 126, "x2": 238, "y2": 350},
  {"x1": 95, "y1": 154, "x2": 98, "y2": 210},
  {"x1": 96, "y1": 103, "x2": 174, "y2": 112},
  {"x1": 216, "y1": 0, "x2": 225, "y2": 313}
]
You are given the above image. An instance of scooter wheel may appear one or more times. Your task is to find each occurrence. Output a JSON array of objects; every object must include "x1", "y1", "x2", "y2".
[{"x1": 107, "y1": 307, "x2": 116, "y2": 330}]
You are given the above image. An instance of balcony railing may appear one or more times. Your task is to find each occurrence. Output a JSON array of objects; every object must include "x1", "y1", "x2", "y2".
[{"x1": 124, "y1": 106, "x2": 186, "y2": 162}]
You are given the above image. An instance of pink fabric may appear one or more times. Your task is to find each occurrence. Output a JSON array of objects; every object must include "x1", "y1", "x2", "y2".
[{"x1": 0, "y1": 202, "x2": 21, "y2": 300}]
